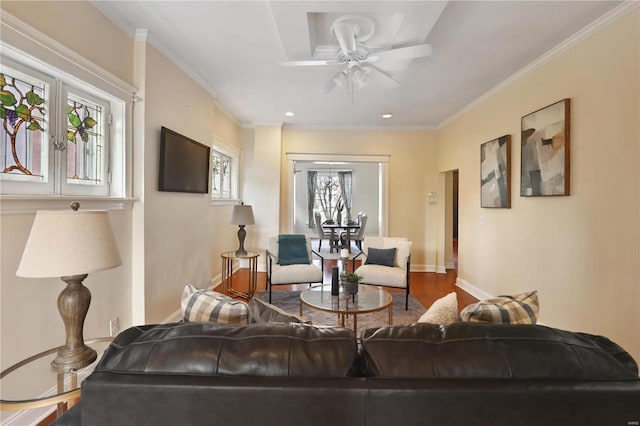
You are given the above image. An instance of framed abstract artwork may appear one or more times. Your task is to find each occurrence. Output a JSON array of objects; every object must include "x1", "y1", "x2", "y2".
[
  {"x1": 521, "y1": 99, "x2": 570, "y2": 196},
  {"x1": 481, "y1": 135, "x2": 511, "y2": 208}
]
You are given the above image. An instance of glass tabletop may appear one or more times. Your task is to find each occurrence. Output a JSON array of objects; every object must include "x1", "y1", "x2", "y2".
[
  {"x1": 0, "y1": 337, "x2": 112, "y2": 409},
  {"x1": 300, "y1": 285, "x2": 392, "y2": 315},
  {"x1": 221, "y1": 251, "x2": 260, "y2": 260}
]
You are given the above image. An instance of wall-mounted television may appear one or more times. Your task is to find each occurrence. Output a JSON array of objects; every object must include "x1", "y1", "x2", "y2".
[{"x1": 159, "y1": 127, "x2": 210, "y2": 194}]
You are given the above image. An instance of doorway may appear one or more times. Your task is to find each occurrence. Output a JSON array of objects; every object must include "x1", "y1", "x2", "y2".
[
  {"x1": 285, "y1": 153, "x2": 389, "y2": 236},
  {"x1": 452, "y1": 170, "x2": 459, "y2": 270},
  {"x1": 437, "y1": 169, "x2": 459, "y2": 273}
]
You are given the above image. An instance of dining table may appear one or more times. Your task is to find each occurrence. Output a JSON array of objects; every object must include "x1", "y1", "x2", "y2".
[{"x1": 321, "y1": 222, "x2": 360, "y2": 253}]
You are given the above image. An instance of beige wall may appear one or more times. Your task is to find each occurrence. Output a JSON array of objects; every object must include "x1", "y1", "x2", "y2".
[
  {"x1": 1, "y1": 1, "x2": 133, "y2": 85},
  {"x1": 241, "y1": 126, "x2": 283, "y2": 263},
  {"x1": 141, "y1": 45, "x2": 242, "y2": 323},
  {"x1": 0, "y1": 0, "x2": 244, "y2": 390},
  {"x1": 281, "y1": 129, "x2": 439, "y2": 269},
  {"x1": 1, "y1": 4, "x2": 638, "y2": 417},
  {"x1": 436, "y1": 10, "x2": 640, "y2": 362},
  {"x1": 0, "y1": 2, "x2": 135, "y2": 421}
]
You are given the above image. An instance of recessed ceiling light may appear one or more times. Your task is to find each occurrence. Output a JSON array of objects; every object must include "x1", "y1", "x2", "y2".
[
  {"x1": 381, "y1": 113, "x2": 393, "y2": 119},
  {"x1": 285, "y1": 111, "x2": 295, "y2": 117}
]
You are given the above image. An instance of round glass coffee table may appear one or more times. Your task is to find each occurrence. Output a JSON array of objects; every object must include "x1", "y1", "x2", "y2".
[{"x1": 299, "y1": 285, "x2": 393, "y2": 333}]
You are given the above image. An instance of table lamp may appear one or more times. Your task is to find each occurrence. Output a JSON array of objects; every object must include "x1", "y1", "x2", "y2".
[
  {"x1": 16, "y1": 202, "x2": 122, "y2": 372},
  {"x1": 230, "y1": 203, "x2": 254, "y2": 256}
]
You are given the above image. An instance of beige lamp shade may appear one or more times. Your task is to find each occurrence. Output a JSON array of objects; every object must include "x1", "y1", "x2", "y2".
[
  {"x1": 17, "y1": 210, "x2": 122, "y2": 278},
  {"x1": 230, "y1": 204, "x2": 255, "y2": 225}
]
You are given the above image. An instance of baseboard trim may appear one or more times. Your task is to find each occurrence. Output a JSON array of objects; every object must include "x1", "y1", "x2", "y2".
[
  {"x1": 3, "y1": 406, "x2": 53, "y2": 426},
  {"x1": 410, "y1": 264, "x2": 436, "y2": 273},
  {"x1": 435, "y1": 265, "x2": 447, "y2": 274},
  {"x1": 455, "y1": 277, "x2": 493, "y2": 300}
]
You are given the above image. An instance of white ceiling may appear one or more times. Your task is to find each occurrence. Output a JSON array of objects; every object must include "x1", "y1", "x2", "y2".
[{"x1": 91, "y1": 1, "x2": 623, "y2": 129}]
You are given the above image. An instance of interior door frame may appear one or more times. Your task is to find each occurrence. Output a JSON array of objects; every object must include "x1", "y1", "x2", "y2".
[
  {"x1": 285, "y1": 153, "x2": 389, "y2": 236},
  {"x1": 437, "y1": 169, "x2": 458, "y2": 273}
]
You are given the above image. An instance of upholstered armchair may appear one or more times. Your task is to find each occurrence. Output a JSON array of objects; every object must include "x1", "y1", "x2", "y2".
[
  {"x1": 353, "y1": 237, "x2": 412, "y2": 310},
  {"x1": 266, "y1": 235, "x2": 324, "y2": 303}
]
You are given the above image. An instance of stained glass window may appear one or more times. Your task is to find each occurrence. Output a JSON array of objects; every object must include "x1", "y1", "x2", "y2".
[
  {"x1": 0, "y1": 70, "x2": 48, "y2": 183},
  {"x1": 1, "y1": 47, "x2": 129, "y2": 198},
  {"x1": 66, "y1": 93, "x2": 103, "y2": 185}
]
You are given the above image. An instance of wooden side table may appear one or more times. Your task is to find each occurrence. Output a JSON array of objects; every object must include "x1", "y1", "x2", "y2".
[{"x1": 221, "y1": 251, "x2": 260, "y2": 300}]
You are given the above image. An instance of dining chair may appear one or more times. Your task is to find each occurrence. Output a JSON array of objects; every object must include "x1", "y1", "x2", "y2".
[
  {"x1": 314, "y1": 212, "x2": 339, "y2": 252},
  {"x1": 341, "y1": 213, "x2": 367, "y2": 251}
]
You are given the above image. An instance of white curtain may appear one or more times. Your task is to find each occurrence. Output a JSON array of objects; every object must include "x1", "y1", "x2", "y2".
[
  {"x1": 338, "y1": 171, "x2": 352, "y2": 222},
  {"x1": 307, "y1": 171, "x2": 317, "y2": 228}
]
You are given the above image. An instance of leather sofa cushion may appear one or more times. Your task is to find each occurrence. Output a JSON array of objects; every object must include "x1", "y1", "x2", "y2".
[
  {"x1": 360, "y1": 322, "x2": 638, "y2": 379},
  {"x1": 98, "y1": 322, "x2": 358, "y2": 377}
]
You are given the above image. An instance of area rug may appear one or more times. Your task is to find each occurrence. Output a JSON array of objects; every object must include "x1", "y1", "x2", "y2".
[{"x1": 255, "y1": 290, "x2": 426, "y2": 335}]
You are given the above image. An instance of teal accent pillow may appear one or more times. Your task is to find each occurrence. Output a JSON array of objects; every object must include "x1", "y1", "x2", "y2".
[
  {"x1": 366, "y1": 247, "x2": 396, "y2": 267},
  {"x1": 278, "y1": 234, "x2": 310, "y2": 265}
]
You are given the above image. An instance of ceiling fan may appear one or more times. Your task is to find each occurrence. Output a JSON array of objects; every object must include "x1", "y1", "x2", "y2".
[{"x1": 279, "y1": 16, "x2": 433, "y2": 96}]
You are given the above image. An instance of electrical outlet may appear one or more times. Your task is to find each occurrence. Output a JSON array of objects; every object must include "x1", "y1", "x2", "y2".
[{"x1": 109, "y1": 317, "x2": 120, "y2": 337}]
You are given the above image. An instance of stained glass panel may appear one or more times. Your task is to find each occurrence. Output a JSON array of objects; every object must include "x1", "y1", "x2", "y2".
[
  {"x1": 66, "y1": 93, "x2": 103, "y2": 185},
  {"x1": 0, "y1": 71, "x2": 47, "y2": 182}
]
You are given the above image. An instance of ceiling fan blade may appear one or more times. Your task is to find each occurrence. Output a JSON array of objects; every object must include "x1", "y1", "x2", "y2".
[
  {"x1": 366, "y1": 65, "x2": 400, "y2": 88},
  {"x1": 319, "y1": 70, "x2": 346, "y2": 94},
  {"x1": 331, "y1": 22, "x2": 357, "y2": 55},
  {"x1": 373, "y1": 44, "x2": 433, "y2": 62},
  {"x1": 279, "y1": 59, "x2": 338, "y2": 67}
]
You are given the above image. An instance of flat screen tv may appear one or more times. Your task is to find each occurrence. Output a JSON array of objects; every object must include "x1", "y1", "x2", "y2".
[{"x1": 159, "y1": 127, "x2": 210, "y2": 193}]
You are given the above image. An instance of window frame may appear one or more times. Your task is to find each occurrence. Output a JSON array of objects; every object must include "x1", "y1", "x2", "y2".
[
  {"x1": 60, "y1": 84, "x2": 111, "y2": 197},
  {"x1": 0, "y1": 26, "x2": 135, "y2": 211},
  {"x1": 210, "y1": 136, "x2": 241, "y2": 205}
]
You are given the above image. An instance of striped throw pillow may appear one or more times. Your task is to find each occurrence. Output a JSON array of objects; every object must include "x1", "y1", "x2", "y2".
[
  {"x1": 460, "y1": 291, "x2": 539, "y2": 324},
  {"x1": 181, "y1": 284, "x2": 249, "y2": 324}
]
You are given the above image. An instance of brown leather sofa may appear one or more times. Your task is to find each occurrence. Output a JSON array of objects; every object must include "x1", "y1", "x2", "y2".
[{"x1": 54, "y1": 321, "x2": 640, "y2": 426}]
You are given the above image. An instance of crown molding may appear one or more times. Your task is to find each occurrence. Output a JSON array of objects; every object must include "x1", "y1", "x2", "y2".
[
  {"x1": 0, "y1": 11, "x2": 137, "y2": 98},
  {"x1": 438, "y1": 1, "x2": 640, "y2": 129},
  {"x1": 134, "y1": 29, "x2": 148, "y2": 42},
  {"x1": 283, "y1": 123, "x2": 435, "y2": 131},
  {"x1": 144, "y1": 31, "x2": 219, "y2": 99},
  {"x1": 213, "y1": 99, "x2": 241, "y2": 126},
  {"x1": 250, "y1": 121, "x2": 284, "y2": 128}
]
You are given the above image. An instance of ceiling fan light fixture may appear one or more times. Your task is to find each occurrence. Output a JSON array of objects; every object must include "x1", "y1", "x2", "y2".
[
  {"x1": 280, "y1": 14, "x2": 432, "y2": 100},
  {"x1": 333, "y1": 71, "x2": 346, "y2": 88}
]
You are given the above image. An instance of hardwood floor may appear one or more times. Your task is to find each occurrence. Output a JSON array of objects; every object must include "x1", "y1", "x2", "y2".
[{"x1": 227, "y1": 258, "x2": 477, "y2": 313}]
